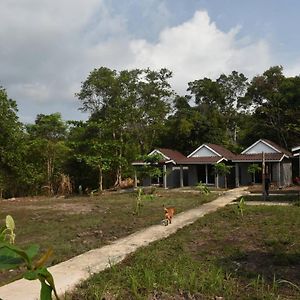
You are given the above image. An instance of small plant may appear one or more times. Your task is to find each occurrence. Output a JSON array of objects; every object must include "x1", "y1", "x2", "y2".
[
  {"x1": 0, "y1": 215, "x2": 59, "y2": 300},
  {"x1": 214, "y1": 163, "x2": 232, "y2": 188},
  {"x1": 237, "y1": 197, "x2": 245, "y2": 217},
  {"x1": 196, "y1": 181, "x2": 211, "y2": 195},
  {"x1": 134, "y1": 188, "x2": 144, "y2": 215},
  {"x1": 133, "y1": 188, "x2": 156, "y2": 215},
  {"x1": 247, "y1": 164, "x2": 262, "y2": 184}
]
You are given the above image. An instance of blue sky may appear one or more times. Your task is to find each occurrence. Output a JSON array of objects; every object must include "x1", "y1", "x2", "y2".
[{"x1": 0, "y1": 0, "x2": 299, "y2": 123}]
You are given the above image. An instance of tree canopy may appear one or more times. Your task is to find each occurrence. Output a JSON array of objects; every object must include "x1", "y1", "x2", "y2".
[{"x1": 0, "y1": 65, "x2": 299, "y2": 196}]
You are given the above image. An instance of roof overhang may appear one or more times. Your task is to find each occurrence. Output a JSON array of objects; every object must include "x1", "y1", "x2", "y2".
[
  {"x1": 292, "y1": 145, "x2": 300, "y2": 152},
  {"x1": 148, "y1": 149, "x2": 170, "y2": 160},
  {"x1": 232, "y1": 154, "x2": 285, "y2": 163},
  {"x1": 241, "y1": 139, "x2": 281, "y2": 154}
]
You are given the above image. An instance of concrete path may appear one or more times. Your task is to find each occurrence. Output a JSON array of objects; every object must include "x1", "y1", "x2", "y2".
[
  {"x1": 0, "y1": 187, "x2": 248, "y2": 300},
  {"x1": 243, "y1": 201, "x2": 292, "y2": 206}
]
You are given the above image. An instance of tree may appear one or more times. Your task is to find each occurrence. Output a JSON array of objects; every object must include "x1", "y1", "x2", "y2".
[
  {"x1": 26, "y1": 113, "x2": 69, "y2": 195},
  {"x1": 68, "y1": 121, "x2": 116, "y2": 192},
  {"x1": 0, "y1": 87, "x2": 26, "y2": 197},
  {"x1": 187, "y1": 72, "x2": 249, "y2": 147},
  {"x1": 244, "y1": 66, "x2": 300, "y2": 148},
  {"x1": 216, "y1": 71, "x2": 249, "y2": 142},
  {"x1": 214, "y1": 163, "x2": 232, "y2": 188},
  {"x1": 247, "y1": 164, "x2": 262, "y2": 184},
  {"x1": 76, "y1": 67, "x2": 174, "y2": 187},
  {"x1": 161, "y1": 96, "x2": 203, "y2": 154}
]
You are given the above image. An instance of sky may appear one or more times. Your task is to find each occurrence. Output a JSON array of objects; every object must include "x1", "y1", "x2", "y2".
[{"x1": 1, "y1": 0, "x2": 300, "y2": 123}]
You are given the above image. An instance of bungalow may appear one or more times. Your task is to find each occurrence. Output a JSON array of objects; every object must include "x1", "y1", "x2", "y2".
[
  {"x1": 132, "y1": 148, "x2": 187, "y2": 188},
  {"x1": 233, "y1": 139, "x2": 292, "y2": 188},
  {"x1": 292, "y1": 145, "x2": 300, "y2": 179},
  {"x1": 177, "y1": 143, "x2": 236, "y2": 188},
  {"x1": 133, "y1": 139, "x2": 293, "y2": 189}
]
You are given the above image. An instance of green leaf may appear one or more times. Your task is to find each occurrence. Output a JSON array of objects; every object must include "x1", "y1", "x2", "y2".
[
  {"x1": 40, "y1": 281, "x2": 53, "y2": 300},
  {"x1": 0, "y1": 246, "x2": 24, "y2": 269},
  {"x1": 25, "y1": 244, "x2": 39, "y2": 261},
  {"x1": 23, "y1": 270, "x2": 39, "y2": 280},
  {"x1": 0, "y1": 225, "x2": 7, "y2": 242},
  {"x1": 0, "y1": 242, "x2": 31, "y2": 267}
]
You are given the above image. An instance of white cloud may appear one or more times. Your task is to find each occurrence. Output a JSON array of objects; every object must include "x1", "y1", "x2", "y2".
[
  {"x1": 285, "y1": 62, "x2": 300, "y2": 77},
  {"x1": 128, "y1": 11, "x2": 272, "y2": 94},
  {"x1": 0, "y1": 3, "x2": 273, "y2": 122}
]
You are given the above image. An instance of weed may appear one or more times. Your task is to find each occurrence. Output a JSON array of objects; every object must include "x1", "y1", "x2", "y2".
[
  {"x1": 236, "y1": 196, "x2": 245, "y2": 217},
  {"x1": 196, "y1": 181, "x2": 211, "y2": 195}
]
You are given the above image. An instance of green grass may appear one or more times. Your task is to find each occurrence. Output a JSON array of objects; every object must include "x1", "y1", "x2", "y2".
[
  {"x1": 67, "y1": 205, "x2": 300, "y2": 300},
  {"x1": 0, "y1": 189, "x2": 216, "y2": 285},
  {"x1": 235, "y1": 194, "x2": 300, "y2": 203}
]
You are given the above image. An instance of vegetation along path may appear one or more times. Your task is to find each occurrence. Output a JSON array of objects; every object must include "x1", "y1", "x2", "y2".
[{"x1": 0, "y1": 187, "x2": 248, "y2": 300}]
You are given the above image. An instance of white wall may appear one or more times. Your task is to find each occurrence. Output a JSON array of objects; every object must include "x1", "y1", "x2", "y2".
[
  {"x1": 191, "y1": 146, "x2": 217, "y2": 157},
  {"x1": 244, "y1": 141, "x2": 278, "y2": 154}
]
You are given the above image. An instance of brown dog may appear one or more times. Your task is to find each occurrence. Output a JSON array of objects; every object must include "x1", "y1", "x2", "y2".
[{"x1": 164, "y1": 206, "x2": 175, "y2": 225}]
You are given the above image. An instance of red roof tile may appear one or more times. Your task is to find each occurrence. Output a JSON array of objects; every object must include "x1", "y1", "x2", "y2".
[
  {"x1": 178, "y1": 156, "x2": 225, "y2": 164},
  {"x1": 260, "y1": 139, "x2": 292, "y2": 156},
  {"x1": 206, "y1": 144, "x2": 236, "y2": 159},
  {"x1": 232, "y1": 153, "x2": 285, "y2": 162},
  {"x1": 157, "y1": 148, "x2": 186, "y2": 162}
]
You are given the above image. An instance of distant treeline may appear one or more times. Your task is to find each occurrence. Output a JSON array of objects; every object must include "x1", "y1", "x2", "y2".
[{"x1": 0, "y1": 65, "x2": 299, "y2": 197}]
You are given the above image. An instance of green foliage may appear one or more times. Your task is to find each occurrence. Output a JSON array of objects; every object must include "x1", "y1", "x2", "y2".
[
  {"x1": 247, "y1": 164, "x2": 262, "y2": 175},
  {"x1": 196, "y1": 181, "x2": 211, "y2": 195},
  {"x1": 133, "y1": 187, "x2": 156, "y2": 215},
  {"x1": 242, "y1": 66, "x2": 300, "y2": 148},
  {"x1": 1, "y1": 65, "x2": 300, "y2": 196},
  {"x1": 214, "y1": 163, "x2": 232, "y2": 176},
  {"x1": 236, "y1": 196, "x2": 246, "y2": 217},
  {"x1": 76, "y1": 67, "x2": 174, "y2": 187},
  {"x1": 0, "y1": 216, "x2": 59, "y2": 300},
  {"x1": 0, "y1": 87, "x2": 27, "y2": 197},
  {"x1": 247, "y1": 164, "x2": 262, "y2": 183},
  {"x1": 25, "y1": 113, "x2": 70, "y2": 195},
  {"x1": 214, "y1": 163, "x2": 233, "y2": 188},
  {"x1": 136, "y1": 154, "x2": 164, "y2": 181},
  {"x1": 133, "y1": 188, "x2": 143, "y2": 216}
]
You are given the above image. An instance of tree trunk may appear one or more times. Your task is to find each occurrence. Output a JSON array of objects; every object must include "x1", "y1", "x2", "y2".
[{"x1": 98, "y1": 165, "x2": 103, "y2": 192}]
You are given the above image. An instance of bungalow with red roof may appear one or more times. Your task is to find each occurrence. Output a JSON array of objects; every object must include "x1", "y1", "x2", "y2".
[
  {"x1": 132, "y1": 148, "x2": 187, "y2": 188},
  {"x1": 132, "y1": 139, "x2": 293, "y2": 189},
  {"x1": 177, "y1": 143, "x2": 236, "y2": 188},
  {"x1": 233, "y1": 139, "x2": 292, "y2": 187}
]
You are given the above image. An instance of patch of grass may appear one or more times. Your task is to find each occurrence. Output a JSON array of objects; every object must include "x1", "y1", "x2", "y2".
[
  {"x1": 235, "y1": 194, "x2": 300, "y2": 202},
  {"x1": 0, "y1": 189, "x2": 216, "y2": 285},
  {"x1": 68, "y1": 205, "x2": 300, "y2": 299}
]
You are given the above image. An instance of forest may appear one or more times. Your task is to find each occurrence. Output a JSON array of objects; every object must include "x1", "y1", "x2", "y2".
[{"x1": 0, "y1": 65, "x2": 299, "y2": 197}]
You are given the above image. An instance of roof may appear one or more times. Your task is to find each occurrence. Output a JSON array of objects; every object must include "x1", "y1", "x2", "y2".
[
  {"x1": 206, "y1": 144, "x2": 236, "y2": 160},
  {"x1": 132, "y1": 148, "x2": 186, "y2": 165},
  {"x1": 261, "y1": 139, "x2": 292, "y2": 156},
  {"x1": 187, "y1": 143, "x2": 235, "y2": 159},
  {"x1": 178, "y1": 156, "x2": 226, "y2": 164},
  {"x1": 132, "y1": 140, "x2": 292, "y2": 166},
  {"x1": 157, "y1": 148, "x2": 186, "y2": 162},
  {"x1": 232, "y1": 153, "x2": 286, "y2": 162},
  {"x1": 241, "y1": 139, "x2": 292, "y2": 157}
]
